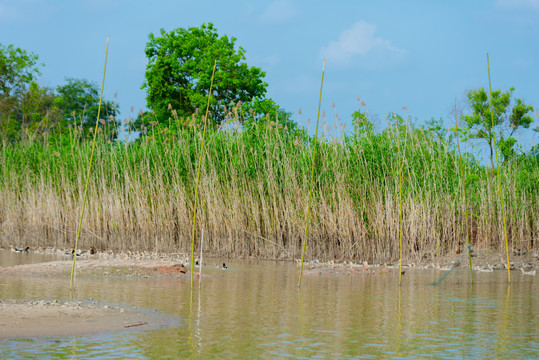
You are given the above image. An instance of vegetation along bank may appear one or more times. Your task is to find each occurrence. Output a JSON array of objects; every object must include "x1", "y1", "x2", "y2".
[{"x1": 1, "y1": 24, "x2": 537, "y2": 263}]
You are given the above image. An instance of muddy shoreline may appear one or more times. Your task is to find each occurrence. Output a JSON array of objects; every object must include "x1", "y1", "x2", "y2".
[
  {"x1": 1, "y1": 246, "x2": 536, "y2": 339},
  {"x1": 1, "y1": 246, "x2": 538, "y2": 277}
]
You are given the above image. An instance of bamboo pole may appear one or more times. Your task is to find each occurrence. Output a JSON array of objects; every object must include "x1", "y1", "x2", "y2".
[
  {"x1": 454, "y1": 98, "x2": 474, "y2": 283},
  {"x1": 69, "y1": 36, "x2": 109, "y2": 294},
  {"x1": 486, "y1": 53, "x2": 511, "y2": 283},
  {"x1": 199, "y1": 228, "x2": 204, "y2": 286},
  {"x1": 298, "y1": 59, "x2": 326, "y2": 288},
  {"x1": 395, "y1": 114, "x2": 404, "y2": 286},
  {"x1": 190, "y1": 60, "x2": 217, "y2": 285}
]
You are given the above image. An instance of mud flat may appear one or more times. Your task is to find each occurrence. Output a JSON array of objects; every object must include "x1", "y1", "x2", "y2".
[
  {"x1": 0, "y1": 299, "x2": 179, "y2": 339},
  {"x1": 0, "y1": 250, "x2": 189, "y2": 339},
  {"x1": 0, "y1": 250, "x2": 191, "y2": 278},
  {"x1": 297, "y1": 248, "x2": 538, "y2": 276}
]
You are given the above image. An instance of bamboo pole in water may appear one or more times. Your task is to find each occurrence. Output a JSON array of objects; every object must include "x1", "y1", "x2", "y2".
[
  {"x1": 454, "y1": 98, "x2": 474, "y2": 283},
  {"x1": 190, "y1": 60, "x2": 217, "y2": 285},
  {"x1": 298, "y1": 59, "x2": 326, "y2": 288},
  {"x1": 486, "y1": 53, "x2": 511, "y2": 283},
  {"x1": 395, "y1": 114, "x2": 404, "y2": 286},
  {"x1": 69, "y1": 36, "x2": 109, "y2": 294},
  {"x1": 199, "y1": 229, "x2": 204, "y2": 286}
]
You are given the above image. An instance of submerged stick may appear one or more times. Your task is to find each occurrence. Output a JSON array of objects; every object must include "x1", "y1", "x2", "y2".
[
  {"x1": 430, "y1": 251, "x2": 467, "y2": 286},
  {"x1": 454, "y1": 98, "x2": 474, "y2": 283},
  {"x1": 190, "y1": 60, "x2": 217, "y2": 285},
  {"x1": 69, "y1": 36, "x2": 109, "y2": 294},
  {"x1": 486, "y1": 53, "x2": 511, "y2": 283},
  {"x1": 298, "y1": 59, "x2": 326, "y2": 288}
]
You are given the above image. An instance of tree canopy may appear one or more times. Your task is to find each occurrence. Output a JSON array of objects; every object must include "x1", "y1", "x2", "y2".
[
  {"x1": 56, "y1": 78, "x2": 120, "y2": 139},
  {"x1": 0, "y1": 43, "x2": 121, "y2": 142},
  {"x1": 0, "y1": 43, "x2": 43, "y2": 140},
  {"x1": 142, "y1": 23, "x2": 268, "y2": 126},
  {"x1": 461, "y1": 87, "x2": 534, "y2": 167}
]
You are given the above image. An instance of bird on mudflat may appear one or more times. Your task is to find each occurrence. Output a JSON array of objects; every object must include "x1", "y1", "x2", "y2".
[
  {"x1": 65, "y1": 249, "x2": 84, "y2": 257},
  {"x1": 13, "y1": 246, "x2": 29, "y2": 253},
  {"x1": 521, "y1": 264, "x2": 536, "y2": 276}
]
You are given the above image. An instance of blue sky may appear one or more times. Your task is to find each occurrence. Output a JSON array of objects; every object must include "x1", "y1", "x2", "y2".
[{"x1": 1, "y1": 0, "x2": 538, "y2": 156}]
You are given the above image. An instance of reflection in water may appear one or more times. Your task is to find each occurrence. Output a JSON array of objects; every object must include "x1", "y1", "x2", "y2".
[
  {"x1": 0, "y1": 249, "x2": 62, "y2": 268},
  {"x1": 195, "y1": 284, "x2": 203, "y2": 353},
  {"x1": 0, "y1": 254, "x2": 538, "y2": 358},
  {"x1": 394, "y1": 285, "x2": 403, "y2": 356}
]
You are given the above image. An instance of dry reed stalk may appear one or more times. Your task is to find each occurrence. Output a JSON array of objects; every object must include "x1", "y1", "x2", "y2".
[
  {"x1": 69, "y1": 36, "x2": 109, "y2": 294},
  {"x1": 487, "y1": 53, "x2": 510, "y2": 283},
  {"x1": 298, "y1": 59, "x2": 326, "y2": 287}
]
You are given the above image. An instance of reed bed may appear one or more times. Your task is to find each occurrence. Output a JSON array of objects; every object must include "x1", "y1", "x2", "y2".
[{"x1": 0, "y1": 121, "x2": 537, "y2": 263}]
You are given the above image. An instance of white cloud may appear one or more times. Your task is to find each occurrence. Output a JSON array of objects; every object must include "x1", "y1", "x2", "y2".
[
  {"x1": 319, "y1": 21, "x2": 405, "y2": 67},
  {"x1": 261, "y1": 0, "x2": 298, "y2": 24},
  {"x1": 0, "y1": 0, "x2": 52, "y2": 23},
  {"x1": 496, "y1": 0, "x2": 539, "y2": 9}
]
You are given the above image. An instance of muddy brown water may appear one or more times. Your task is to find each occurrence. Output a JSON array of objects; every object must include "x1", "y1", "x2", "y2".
[{"x1": 0, "y1": 250, "x2": 538, "y2": 358}]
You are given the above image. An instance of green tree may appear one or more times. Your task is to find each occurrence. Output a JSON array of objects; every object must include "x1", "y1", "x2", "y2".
[
  {"x1": 0, "y1": 43, "x2": 42, "y2": 140},
  {"x1": 351, "y1": 109, "x2": 374, "y2": 135},
  {"x1": 19, "y1": 82, "x2": 62, "y2": 139},
  {"x1": 142, "y1": 23, "x2": 267, "y2": 126},
  {"x1": 56, "y1": 78, "x2": 120, "y2": 140},
  {"x1": 241, "y1": 98, "x2": 295, "y2": 131},
  {"x1": 461, "y1": 87, "x2": 534, "y2": 167}
]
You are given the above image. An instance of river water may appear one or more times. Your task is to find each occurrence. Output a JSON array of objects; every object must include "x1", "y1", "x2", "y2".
[{"x1": 0, "y1": 250, "x2": 537, "y2": 359}]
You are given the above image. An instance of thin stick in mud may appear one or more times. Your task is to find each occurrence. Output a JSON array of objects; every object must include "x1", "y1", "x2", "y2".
[{"x1": 69, "y1": 36, "x2": 110, "y2": 294}]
